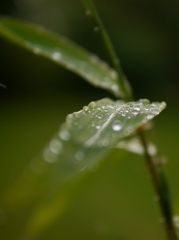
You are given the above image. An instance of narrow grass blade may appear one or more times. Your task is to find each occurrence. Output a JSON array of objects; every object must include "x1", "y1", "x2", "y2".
[{"x1": 0, "y1": 16, "x2": 122, "y2": 97}]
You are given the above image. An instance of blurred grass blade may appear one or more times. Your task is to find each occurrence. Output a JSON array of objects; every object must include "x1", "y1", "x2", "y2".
[
  {"x1": 0, "y1": 83, "x2": 6, "y2": 88},
  {"x1": 0, "y1": 16, "x2": 121, "y2": 97},
  {"x1": 23, "y1": 148, "x2": 124, "y2": 238},
  {"x1": 22, "y1": 98, "x2": 166, "y2": 191}
]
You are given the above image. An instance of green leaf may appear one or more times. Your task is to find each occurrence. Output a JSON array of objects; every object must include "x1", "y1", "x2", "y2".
[
  {"x1": 2, "y1": 98, "x2": 166, "y2": 206},
  {"x1": 0, "y1": 16, "x2": 121, "y2": 97},
  {"x1": 41, "y1": 98, "x2": 165, "y2": 175},
  {"x1": 1, "y1": 98, "x2": 166, "y2": 237},
  {"x1": 23, "y1": 148, "x2": 125, "y2": 238}
]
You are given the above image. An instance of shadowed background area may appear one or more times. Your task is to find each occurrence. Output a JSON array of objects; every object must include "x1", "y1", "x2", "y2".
[{"x1": 0, "y1": 0, "x2": 179, "y2": 240}]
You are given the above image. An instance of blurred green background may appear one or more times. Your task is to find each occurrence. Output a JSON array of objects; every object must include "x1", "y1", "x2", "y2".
[{"x1": 0, "y1": 0, "x2": 179, "y2": 239}]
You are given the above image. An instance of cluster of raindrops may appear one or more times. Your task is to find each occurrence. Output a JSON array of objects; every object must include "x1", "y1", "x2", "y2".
[
  {"x1": 28, "y1": 36, "x2": 121, "y2": 97},
  {"x1": 42, "y1": 98, "x2": 166, "y2": 176}
]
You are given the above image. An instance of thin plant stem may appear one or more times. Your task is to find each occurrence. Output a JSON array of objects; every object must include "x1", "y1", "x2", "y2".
[
  {"x1": 138, "y1": 128, "x2": 178, "y2": 240},
  {"x1": 81, "y1": 0, "x2": 178, "y2": 239},
  {"x1": 81, "y1": 0, "x2": 133, "y2": 101}
]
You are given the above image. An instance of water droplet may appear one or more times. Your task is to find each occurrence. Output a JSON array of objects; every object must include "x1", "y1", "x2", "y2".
[
  {"x1": 97, "y1": 115, "x2": 102, "y2": 119},
  {"x1": 111, "y1": 84, "x2": 119, "y2": 93},
  {"x1": 75, "y1": 152, "x2": 84, "y2": 162},
  {"x1": 83, "y1": 106, "x2": 89, "y2": 111},
  {"x1": 73, "y1": 112, "x2": 78, "y2": 118},
  {"x1": 49, "y1": 139, "x2": 63, "y2": 154},
  {"x1": 94, "y1": 26, "x2": 99, "y2": 32},
  {"x1": 147, "y1": 114, "x2": 154, "y2": 120},
  {"x1": 89, "y1": 101, "x2": 96, "y2": 108},
  {"x1": 150, "y1": 110, "x2": 159, "y2": 115},
  {"x1": 52, "y1": 52, "x2": 61, "y2": 61},
  {"x1": 139, "y1": 99, "x2": 150, "y2": 105},
  {"x1": 132, "y1": 111, "x2": 138, "y2": 116},
  {"x1": 134, "y1": 106, "x2": 141, "y2": 111},
  {"x1": 67, "y1": 113, "x2": 73, "y2": 119},
  {"x1": 59, "y1": 130, "x2": 71, "y2": 141},
  {"x1": 112, "y1": 122, "x2": 122, "y2": 131}
]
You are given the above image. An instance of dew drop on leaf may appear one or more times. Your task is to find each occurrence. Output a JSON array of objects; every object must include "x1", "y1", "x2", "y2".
[
  {"x1": 52, "y1": 52, "x2": 62, "y2": 61},
  {"x1": 147, "y1": 114, "x2": 154, "y2": 120},
  {"x1": 112, "y1": 122, "x2": 122, "y2": 131},
  {"x1": 59, "y1": 130, "x2": 71, "y2": 141},
  {"x1": 89, "y1": 101, "x2": 96, "y2": 108},
  {"x1": 49, "y1": 139, "x2": 63, "y2": 154},
  {"x1": 83, "y1": 106, "x2": 89, "y2": 111}
]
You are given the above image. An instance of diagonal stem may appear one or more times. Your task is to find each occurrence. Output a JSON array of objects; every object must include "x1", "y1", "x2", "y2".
[
  {"x1": 81, "y1": 0, "x2": 133, "y2": 101},
  {"x1": 138, "y1": 128, "x2": 178, "y2": 240},
  {"x1": 81, "y1": 0, "x2": 178, "y2": 239}
]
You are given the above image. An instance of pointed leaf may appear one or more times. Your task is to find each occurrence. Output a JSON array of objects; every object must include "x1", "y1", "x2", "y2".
[
  {"x1": 0, "y1": 16, "x2": 121, "y2": 97},
  {"x1": 1, "y1": 98, "x2": 166, "y2": 237},
  {"x1": 42, "y1": 98, "x2": 165, "y2": 177},
  {"x1": 3, "y1": 98, "x2": 166, "y2": 206}
]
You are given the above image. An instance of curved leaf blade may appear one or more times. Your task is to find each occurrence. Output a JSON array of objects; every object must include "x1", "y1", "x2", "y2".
[
  {"x1": 0, "y1": 16, "x2": 121, "y2": 97},
  {"x1": 1, "y1": 98, "x2": 166, "y2": 237},
  {"x1": 42, "y1": 98, "x2": 165, "y2": 177},
  {"x1": 2, "y1": 99, "x2": 166, "y2": 206}
]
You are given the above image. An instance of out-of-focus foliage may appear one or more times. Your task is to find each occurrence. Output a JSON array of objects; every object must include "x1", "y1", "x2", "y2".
[
  {"x1": 0, "y1": 1, "x2": 179, "y2": 240},
  {"x1": 0, "y1": 15, "x2": 125, "y2": 97}
]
